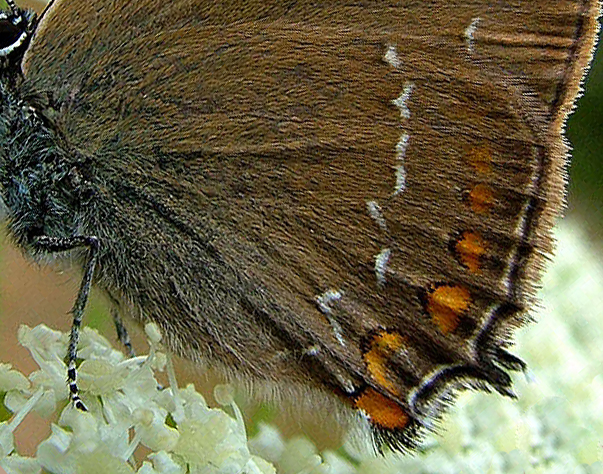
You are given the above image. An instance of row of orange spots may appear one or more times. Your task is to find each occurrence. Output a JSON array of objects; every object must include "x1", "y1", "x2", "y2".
[
  {"x1": 355, "y1": 331, "x2": 410, "y2": 430},
  {"x1": 356, "y1": 147, "x2": 497, "y2": 427},
  {"x1": 463, "y1": 145, "x2": 494, "y2": 275},
  {"x1": 425, "y1": 145, "x2": 495, "y2": 334}
]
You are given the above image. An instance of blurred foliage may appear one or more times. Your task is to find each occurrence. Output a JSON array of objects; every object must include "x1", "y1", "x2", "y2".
[{"x1": 567, "y1": 28, "x2": 603, "y2": 238}]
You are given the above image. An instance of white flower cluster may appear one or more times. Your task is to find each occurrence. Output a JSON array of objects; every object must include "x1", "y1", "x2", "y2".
[{"x1": 0, "y1": 323, "x2": 275, "y2": 474}]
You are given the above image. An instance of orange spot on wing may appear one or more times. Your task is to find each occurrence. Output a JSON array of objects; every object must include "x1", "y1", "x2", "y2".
[
  {"x1": 363, "y1": 331, "x2": 405, "y2": 393},
  {"x1": 469, "y1": 184, "x2": 495, "y2": 214},
  {"x1": 354, "y1": 388, "x2": 409, "y2": 430},
  {"x1": 455, "y1": 231, "x2": 487, "y2": 273},
  {"x1": 426, "y1": 285, "x2": 471, "y2": 334},
  {"x1": 467, "y1": 146, "x2": 493, "y2": 174}
]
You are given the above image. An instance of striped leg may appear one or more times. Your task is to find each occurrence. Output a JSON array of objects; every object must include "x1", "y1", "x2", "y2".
[{"x1": 34, "y1": 235, "x2": 100, "y2": 411}]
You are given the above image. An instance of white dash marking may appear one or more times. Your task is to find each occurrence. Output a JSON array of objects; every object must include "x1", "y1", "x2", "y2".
[
  {"x1": 375, "y1": 248, "x2": 392, "y2": 285},
  {"x1": 465, "y1": 18, "x2": 480, "y2": 54},
  {"x1": 392, "y1": 83, "x2": 414, "y2": 119},
  {"x1": 367, "y1": 200, "x2": 387, "y2": 231},
  {"x1": 317, "y1": 289, "x2": 343, "y2": 314},
  {"x1": 336, "y1": 374, "x2": 357, "y2": 394},
  {"x1": 394, "y1": 163, "x2": 407, "y2": 196},
  {"x1": 316, "y1": 289, "x2": 346, "y2": 347},
  {"x1": 384, "y1": 44, "x2": 401, "y2": 69},
  {"x1": 393, "y1": 132, "x2": 410, "y2": 195},
  {"x1": 331, "y1": 323, "x2": 347, "y2": 347},
  {"x1": 396, "y1": 132, "x2": 410, "y2": 158}
]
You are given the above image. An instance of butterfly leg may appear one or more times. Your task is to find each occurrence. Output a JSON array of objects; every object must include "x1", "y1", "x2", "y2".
[
  {"x1": 33, "y1": 235, "x2": 99, "y2": 412},
  {"x1": 107, "y1": 292, "x2": 136, "y2": 358}
]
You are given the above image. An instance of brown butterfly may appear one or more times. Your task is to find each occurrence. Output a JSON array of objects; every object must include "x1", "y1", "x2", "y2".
[{"x1": 0, "y1": 0, "x2": 599, "y2": 452}]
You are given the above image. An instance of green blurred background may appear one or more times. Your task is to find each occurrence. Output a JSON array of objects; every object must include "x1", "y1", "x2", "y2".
[{"x1": 568, "y1": 27, "x2": 603, "y2": 238}]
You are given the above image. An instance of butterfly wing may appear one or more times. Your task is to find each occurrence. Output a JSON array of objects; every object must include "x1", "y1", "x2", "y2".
[{"x1": 22, "y1": 0, "x2": 601, "y2": 449}]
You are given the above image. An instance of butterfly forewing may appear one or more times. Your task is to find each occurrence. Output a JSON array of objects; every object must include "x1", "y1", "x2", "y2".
[{"x1": 22, "y1": 0, "x2": 601, "y2": 450}]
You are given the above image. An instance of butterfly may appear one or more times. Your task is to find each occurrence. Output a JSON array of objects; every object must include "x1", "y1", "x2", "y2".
[{"x1": 0, "y1": 0, "x2": 599, "y2": 452}]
